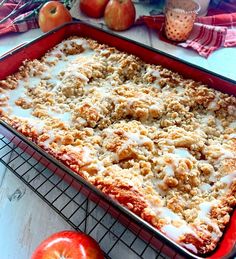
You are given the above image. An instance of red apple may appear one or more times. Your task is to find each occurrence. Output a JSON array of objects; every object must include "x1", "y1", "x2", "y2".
[
  {"x1": 80, "y1": 0, "x2": 109, "y2": 18},
  {"x1": 31, "y1": 230, "x2": 104, "y2": 259},
  {"x1": 38, "y1": 1, "x2": 72, "y2": 33},
  {"x1": 104, "y1": 0, "x2": 136, "y2": 31}
]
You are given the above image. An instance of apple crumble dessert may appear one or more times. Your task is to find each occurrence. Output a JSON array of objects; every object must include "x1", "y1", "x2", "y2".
[{"x1": 0, "y1": 37, "x2": 236, "y2": 255}]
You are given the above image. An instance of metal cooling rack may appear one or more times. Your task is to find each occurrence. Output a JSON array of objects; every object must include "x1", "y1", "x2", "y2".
[{"x1": 0, "y1": 123, "x2": 181, "y2": 259}]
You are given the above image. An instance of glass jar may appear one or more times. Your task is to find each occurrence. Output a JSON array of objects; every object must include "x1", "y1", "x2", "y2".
[{"x1": 164, "y1": 0, "x2": 200, "y2": 41}]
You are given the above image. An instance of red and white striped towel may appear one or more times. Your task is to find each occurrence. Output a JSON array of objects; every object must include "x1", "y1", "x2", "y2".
[
  {"x1": 137, "y1": 13, "x2": 236, "y2": 57},
  {"x1": 0, "y1": 0, "x2": 71, "y2": 36}
]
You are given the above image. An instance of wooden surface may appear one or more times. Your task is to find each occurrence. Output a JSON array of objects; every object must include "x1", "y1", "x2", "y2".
[{"x1": 0, "y1": 150, "x2": 73, "y2": 259}]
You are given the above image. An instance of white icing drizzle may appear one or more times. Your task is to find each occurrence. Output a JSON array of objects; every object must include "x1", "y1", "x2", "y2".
[
  {"x1": 70, "y1": 38, "x2": 90, "y2": 50},
  {"x1": 151, "y1": 70, "x2": 160, "y2": 78},
  {"x1": 44, "y1": 55, "x2": 59, "y2": 63},
  {"x1": 94, "y1": 84, "x2": 111, "y2": 97},
  {"x1": 25, "y1": 77, "x2": 41, "y2": 89},
  {"x1": 182, "y1": 243, "x2": 198, "y2": 253},
  {"x1": 217, "y1": 148, "x2": 235, "y2": 162},
  {"x1": 81, "y1": 146, "x2": 93, "y2": 163},
  {"x1": 125, "y1": 132, "x2": 152, "y2": 146},
  {"x1": 2, "y1": 80, "x2": 34, "y2": 119},
  {"x1": 116, "y1": 132, "x2": 153, "y2": 159},
  {"x1": 61, "y1": 153, "x2": 71, "y2": 161},
  {"x1": 42, "y1": 130, "x2": 55, "y2": 147},
  {"x1": 197, "y1": 200, "x2": 221, "y2": 236},
  {"x1": 209, "y1": 173, "x2": 217, "y2": 183},
  {"x1": 198, "y1": 201, "x2": 215, "y2": 219},
  {"x1": 174, "y1": 148, "x2": 193, "y2": 159},
  {"x1": 215, "y1": 119, "x2": 224, "y2": 132},
  {"x1": 157, "y1": 207, "x2": 199, "y2": 250},
  {"x1": 152, "y1": 178, "x2": 167, "y2": 196},
  {"x1": 96, "y1": 161, "x2": 106, "y2": 173},
  {"x1": 207, "y1": 95, "x2": 220, "y2": 111},
  {"x1": 74, "y1": 72, "x2": 89, "y2": 82},
  {"x1": 175, "y1": 86, "x2": 185, "y2": 94},
  {"x1": 3, "y1": 37, "x2": 96, "y2": 128},
  {"x1": 160, "y1": 149, "x2": 195, "y2": 171},
  {"x1": 64, "y1": 62, "x2": 90, "y2": 81},
  {"x1": 145, "y1": 67, "x2": 160, "y2": 79},
  {"x1": 199, "y1": 183, "x2": 211, "y2": 192},
  {"x1": 69, "y1": 145, "x2": 93, "y2": 164},
  {"x1": 157, "y1": 207, "x2": 181, "y2": 221},
  {"x1": 229, "y1": 121, "x2": 236, "y2": 129},
  {"x1": 201, "y1": 114, "x2": 210, "y2": 126},
  {"x1": 161, "y1": 224, "x2": 196, "y2": 241},
  {"x1": 50, "y1": 59, "x2": 68, "y2": 77},
  {"x1": 48, "y1": 110, "x2": 72, "y2": 126},
  {"x1": 99, "y1": 49, "x2": 110, "y2": 56},
  {"x1": 228, "y1": 105, "x2": 236, "y2": 116},
  {"x1": 46, "y1": 43, "x2": 94, "y2": 92},
  {"x1": 11, "y1": 107, "x2": 33, "y2": 119},
  {"x1": 149, "y1": 104, "x2": 160, "y2": 111},
  {"x1": 163, "y1": 165, "x2": 174, "y2": 176},
  {"x1": 76, "y1": 117, "x2": 87, "y2": 125},
  {"x1": 208, "y1": 144, "x2": 236, "y2": 165},
  {"x1": 220, "y1": 171, "x2": 236, "y2": 186},
  {"x1": 27, "y1": 119, "x2": 45, "y2": 134}
]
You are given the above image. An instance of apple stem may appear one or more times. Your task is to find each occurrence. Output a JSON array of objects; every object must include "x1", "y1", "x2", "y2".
[{"x1": 50, "y1": 7, "x2": 57, "y2": 14}]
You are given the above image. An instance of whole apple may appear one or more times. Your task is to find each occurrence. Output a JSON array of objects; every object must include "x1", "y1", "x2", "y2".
[
  {"x1": 38, "y1": 1, "x2": 72, "y2": 33},
  {"x1": 104, "y1": 0, "x2": 136, "y2": 31},
  {"x1": 31, "y1": 230, "x2": 104, "y2": 259},
  {"x1": 80, "y1": 0, "x2": 109, "y2": 18}
]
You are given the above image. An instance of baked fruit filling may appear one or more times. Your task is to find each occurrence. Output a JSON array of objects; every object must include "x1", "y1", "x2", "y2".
[{"x1": 1, "y1": 37, "x2": 236, "y2": 254}]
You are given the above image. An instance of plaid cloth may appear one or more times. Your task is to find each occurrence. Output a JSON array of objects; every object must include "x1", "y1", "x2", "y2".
[
  {"x1": 0, "y1": 0, "x2": 72, "y2": 35},
  {"x1": 137, "y1": 13, "x2": 236, "y2": 58}
]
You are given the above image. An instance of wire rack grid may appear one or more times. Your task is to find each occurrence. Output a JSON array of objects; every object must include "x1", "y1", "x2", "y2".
[{"x1": 0, "y1": 123, "x2": 185, "y2": 259}]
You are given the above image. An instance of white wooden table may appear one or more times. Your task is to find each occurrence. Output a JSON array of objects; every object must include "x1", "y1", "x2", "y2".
[
  {"x1": 0, "y1": 22, "x2": 235, "y2": 259},
  {"x1": 0, "y1": 154, "x2": 74, "y2": 259}
]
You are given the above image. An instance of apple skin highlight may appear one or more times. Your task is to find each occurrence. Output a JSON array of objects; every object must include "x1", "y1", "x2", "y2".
[
  {"x1": 104, "y1": 0, "x2": 136, "y2": 31},
  {"x1": 80, "y1": 0, "x2": 109, "y2": 18}
]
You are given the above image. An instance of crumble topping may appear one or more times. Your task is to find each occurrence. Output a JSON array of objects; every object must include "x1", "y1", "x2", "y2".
[{"x1": 1, "y1": 36, "x2": 236, "y2": 255}]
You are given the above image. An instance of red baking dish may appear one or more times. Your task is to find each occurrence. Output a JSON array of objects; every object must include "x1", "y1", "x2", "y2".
[{"x1": 0, "y1": 21, "x2": 236, "y2": 259}]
